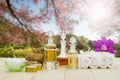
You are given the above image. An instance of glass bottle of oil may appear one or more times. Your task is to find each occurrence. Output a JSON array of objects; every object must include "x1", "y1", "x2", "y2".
[
  {"x1": 57, "y1": 32, "x2": 68, "y2": 66},
  {"x1": 44, "y1": 31, "x2": 57, "y2": 62},
  {"x1": 44, "y1": 31, "x2": 58, "y2": 69},
  {"x1": 68, "y1": 37, "x2": 78, "y2": 69}
]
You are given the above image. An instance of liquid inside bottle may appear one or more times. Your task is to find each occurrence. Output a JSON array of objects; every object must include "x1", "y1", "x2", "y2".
[
  {"x1": 68, "y1": 53, "x2": 78, "y2": 69},
  {"x1": 45, "y1": 49, "x2": 56, "y2": 61},
  {"x1": 45, "y1": 46, "x2": 56, "y2": 62}
]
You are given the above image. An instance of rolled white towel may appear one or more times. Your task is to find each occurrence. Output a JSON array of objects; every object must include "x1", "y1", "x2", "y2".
[
  {"x1": 104, "y1": 55, "x2": 115, "y2": 68},
  {"x1": 89, "y1": 56, "x2": 99, "y2": 69},
  {"x1": 80, "y1": 55, "x2": 90, "y2": 69},
  {"x1": 98, "y1": 56, "x2": 107, "y2": 69}
]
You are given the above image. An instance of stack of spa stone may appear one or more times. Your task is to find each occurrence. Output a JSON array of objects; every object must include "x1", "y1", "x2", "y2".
[{"x1": 25, "y1": 53, "x2": 44, "y2": 72}]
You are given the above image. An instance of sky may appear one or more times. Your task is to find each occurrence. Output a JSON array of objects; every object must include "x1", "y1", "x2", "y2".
[
  {"x1": 11, "y1": 0, "x2": 119, "y2": 41},
  {"x1": 40, "y1": 19, "x2": 99, "y2": 40},
  {"x1": 12, "y1": 0, "x2": 95, "y2": 38}
]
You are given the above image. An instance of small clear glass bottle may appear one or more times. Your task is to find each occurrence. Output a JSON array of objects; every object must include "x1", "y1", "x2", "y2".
[{"x1": 68, "y1": 37, "x2": 78, "y2": 69}]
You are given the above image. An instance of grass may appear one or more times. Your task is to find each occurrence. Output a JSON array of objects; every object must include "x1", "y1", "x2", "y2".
[{"x1": 0, "y1": 48, "x2": 34, "y2": 58}]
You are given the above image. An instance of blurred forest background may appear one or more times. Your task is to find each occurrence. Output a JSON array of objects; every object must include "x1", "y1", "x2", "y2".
[
  {"x1": 1, "y1": 21, "x2": 120, "y2": 57},
  {"x1": 0, "y1": 0, "x2": 120, "y2": 57}
]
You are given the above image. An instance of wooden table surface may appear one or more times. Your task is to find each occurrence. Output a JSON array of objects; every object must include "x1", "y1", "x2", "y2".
[{"x1": 0, "y1": 58, "x2": 120, "y2": 80}]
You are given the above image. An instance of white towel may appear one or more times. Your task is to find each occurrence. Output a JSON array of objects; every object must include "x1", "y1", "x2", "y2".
[
  {"x1": 89, "y1": 55, "x2": 99, "y2": 69},
  {"x1": 104, "y1": 55, "x2": 115, "y2": 68},
  {"x1": 80, "y1": 55, "x2": 90, "y2": 69},
  {"x1": 98, "y1": 56, "x2": 107, "y2": 69},
  {"x1": 78, "y1": 51, "x2": 115, "y2": 69}
]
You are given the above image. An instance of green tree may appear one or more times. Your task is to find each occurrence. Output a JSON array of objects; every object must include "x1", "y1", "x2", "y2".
[
  {"x1": 88, "y1": 40, "x2": 95, "y2": 50},
  {"x1": 76, "y1": 36, "x2": 89, "y2": 51},
  {"x1": 113, "y1": 43, "x2": 120, "y2": 57}
]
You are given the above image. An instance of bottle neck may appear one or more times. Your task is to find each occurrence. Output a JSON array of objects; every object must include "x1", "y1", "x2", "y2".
[
  {"x1": 69, "y1": 44, "x2": 77, "y2": 54},
  {"x1": 46, "y1": 37, "x2": 56, "y2": 47}
]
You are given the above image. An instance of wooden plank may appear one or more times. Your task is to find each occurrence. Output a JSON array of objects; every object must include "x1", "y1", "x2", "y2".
[
  {"x1": 91, "y1": 69, "x2": 120, "y2": 80},
  {"x1": 64, "y1": 69, "x2": 93, "y2": 80},
  {"x1": 33, "y1": 68, "x2": 65, "y2": 80}
]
